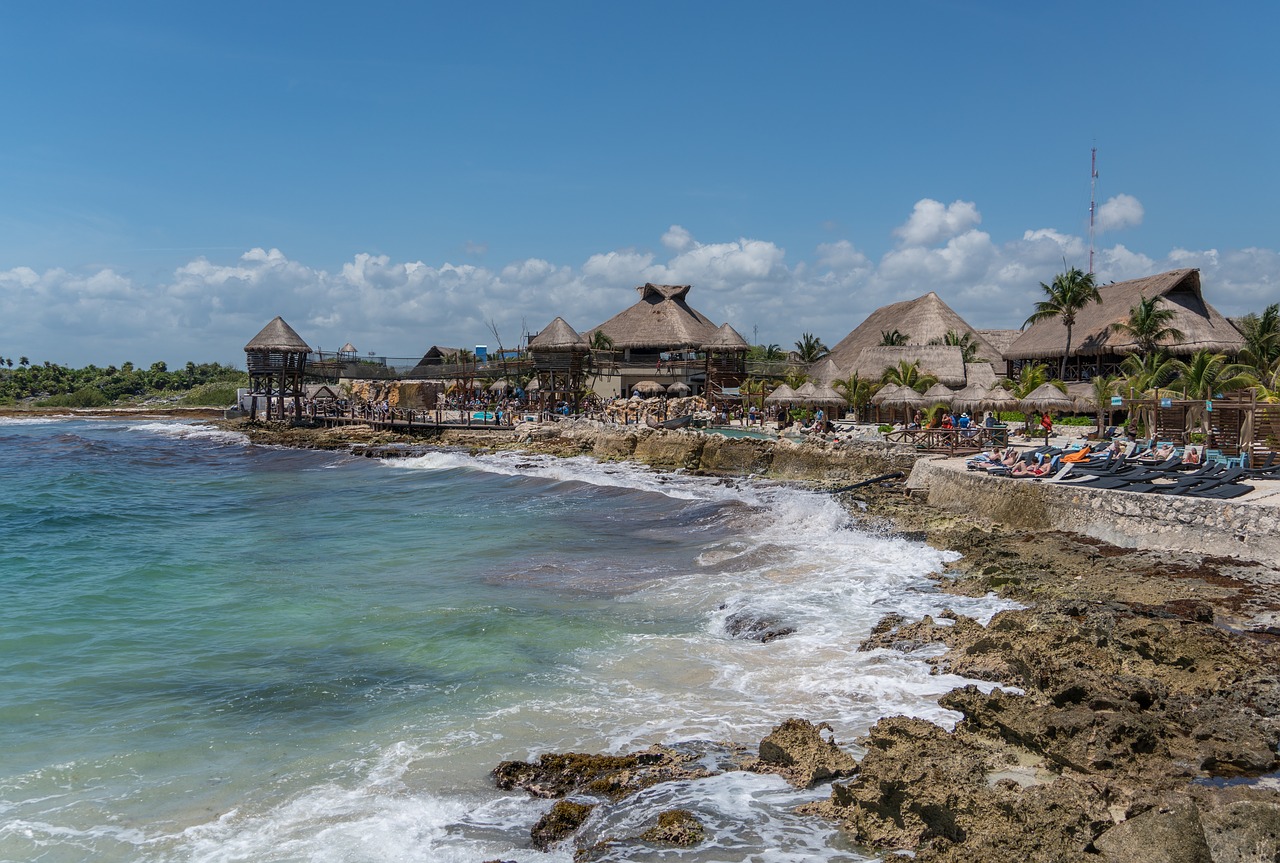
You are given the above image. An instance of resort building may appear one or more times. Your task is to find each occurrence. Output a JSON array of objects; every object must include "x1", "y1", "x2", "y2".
[{"x1": 1002, "y1": 268, "x2": 1245, "y2": 380}]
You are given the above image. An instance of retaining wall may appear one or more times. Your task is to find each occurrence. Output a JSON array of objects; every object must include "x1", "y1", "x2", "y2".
[{"x1": 908, "y1": 458, "x2": 1280, "y2": 561}]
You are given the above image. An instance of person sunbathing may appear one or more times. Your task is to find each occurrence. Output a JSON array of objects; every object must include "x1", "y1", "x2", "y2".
[
  {"x1": 1136, "y1": 444, "x2": 1175, "y2": 462},
  {"x1": 1009, "y1": 460, "x2": 1053, "y2": 477}
]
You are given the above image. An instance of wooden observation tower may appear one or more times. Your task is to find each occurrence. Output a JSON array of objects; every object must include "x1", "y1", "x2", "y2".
[
  {"x1": 244, "y1": 316, "x2": 310, "y2": 421},
  {"x1": 528, "y1": 317, "x2": 590, "y2": 411}
]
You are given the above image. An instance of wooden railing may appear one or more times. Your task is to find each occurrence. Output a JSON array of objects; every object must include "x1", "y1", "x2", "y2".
[{"x1": 883, "y1": 426, "x2": 1008, "y2": 453}]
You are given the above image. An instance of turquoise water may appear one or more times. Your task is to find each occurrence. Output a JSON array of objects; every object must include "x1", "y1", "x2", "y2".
[{"x1": 0, "y1": 417, "x2": 1010, "y2": 862}]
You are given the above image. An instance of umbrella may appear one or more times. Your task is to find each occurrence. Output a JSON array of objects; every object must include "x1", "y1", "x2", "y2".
[
  {"x1": 1017, "y1": 383, "x2": 1076, "y2": 414},
  {"x1": 632, "y1": 380, "x2": 666, "y2": 396},
  {"x1": 809, "y1": 383, "x2": 846, "y2": 407},
  {"x1": 980, "y1": 386, "x2": 1018, "y2": 412},
  {"x1": 764, "y1": 383, "x2": 799, "y2": 404},
  {"x1": 524, "y1": 377, "x2": 540, "y2": 392},
  {"x1": 871, "y1": 383, "x2": 907, "y2": 406},
  {"x1": 666, "y1": 381, "x2": 692, "y2": 396},
  {"x1": 488, "y1": 380, "x2": 512, "y2": 393},
  {"x1": 920, "y1": 383, "x2": 956, "y2": 407},
  {"x1": 950, "y1": 382, "x2": 991, "y2": 413},
  {"x1": 794, "y1": 382, "x2": 818, "y2": 398}
]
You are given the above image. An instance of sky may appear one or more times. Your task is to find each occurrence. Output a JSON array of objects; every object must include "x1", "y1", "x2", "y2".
[{"x1": 1, "y1": 1, "x2": 1277, "y2": 368}]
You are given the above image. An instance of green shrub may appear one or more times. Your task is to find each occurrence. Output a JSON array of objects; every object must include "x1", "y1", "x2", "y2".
[
  {"x1": 178, "y1": 382, "x2": 241, "y2": 406},
  {"x1": 37, "y1": 387, "x2": 111, "y2": 408}
]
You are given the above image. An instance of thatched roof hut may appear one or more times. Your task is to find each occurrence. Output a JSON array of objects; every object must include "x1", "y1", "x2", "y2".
[
  {"x1": 845, "y1": 345, "x2": 968, "y2": 388},
  {"x1": 951, "y1": 382, "x2": 991, "y2": 413},
  {"x1": 245, "y1": 316, "x2": 310, "y2": 353},
  {"x1": 1004, "y1": 268, "x2": 1244, "y2": 361},
  {"x1": 920, "y1": 383, "x2": 956, "y2": 406},
  {"x1": 632, "y1": 380, "x2": 666, "y2": 396},
  {"x1": 589, "y1": 283, "x2": 720, "y2": 351},
  {"x1": 826, "y1": 291, "x2": 1003, "y2": 368},
  {"x1": 702, "y1": 322, "x2": 750, "y2": 351},
  {"x1": 809, "y1": 382, "x2": 846, "y2": 407},
  {"x1": 529, "y1": 317, "x2": 589, "y2": 351}
]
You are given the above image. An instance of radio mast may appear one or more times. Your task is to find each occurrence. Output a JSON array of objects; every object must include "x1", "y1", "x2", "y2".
[{"x1": 1088, "y1": 147, "x2": 1098, "y2": 274}]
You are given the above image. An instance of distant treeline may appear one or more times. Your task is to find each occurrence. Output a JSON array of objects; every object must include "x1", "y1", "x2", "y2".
[{"x1": 0, "y1": 360, "x2": 246, "y2": 407}]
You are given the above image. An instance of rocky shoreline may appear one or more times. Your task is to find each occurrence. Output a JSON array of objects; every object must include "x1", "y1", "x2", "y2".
[{"x1": 223, "y1": 417, "x2": 1280, "y2": 861}]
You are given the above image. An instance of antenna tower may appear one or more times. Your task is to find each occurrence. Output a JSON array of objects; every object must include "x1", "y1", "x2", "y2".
[{"x1": 1088, "y1": 147, "x2": 1098, "y2": 274}]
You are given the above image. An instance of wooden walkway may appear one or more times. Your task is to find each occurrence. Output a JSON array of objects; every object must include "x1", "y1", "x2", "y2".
[
  {"x1": 311, "y1": 408, "x2": 518, "y2": 434},
  {"x1": 883, "y1": 426, "x2": 1009, "y2": 454}
]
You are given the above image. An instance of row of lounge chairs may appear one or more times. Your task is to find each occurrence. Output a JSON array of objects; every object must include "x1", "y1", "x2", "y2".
[{"x1": 967, "y1": 442, "x2": 1278, "y2": 499}]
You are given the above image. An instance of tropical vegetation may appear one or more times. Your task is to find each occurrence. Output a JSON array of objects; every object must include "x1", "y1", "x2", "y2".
[
  {"x1": 0, "y1": 360, "x2": 246, "y2": 407},
  {"x1": 1023, "y1": 267, "x2": 1102, "y2": 380},
  {"x1": 1108, "y1": 294, "x2": 1184, "y2": 356}
]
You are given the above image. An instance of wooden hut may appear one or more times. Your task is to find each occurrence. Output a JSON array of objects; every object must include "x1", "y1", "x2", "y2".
[
  {"x1": 528, "y1": 317, "x2": 590, "y2": 409},
  {"x1": 1003, "y1": 268, "x2": 1245, "y2": 380},
  {"x1": 703, "y1": 322, "x2": 750, "y2": 398},
  {"x1": 244, "y1": 316, "x2": 310, "y2": 421}
]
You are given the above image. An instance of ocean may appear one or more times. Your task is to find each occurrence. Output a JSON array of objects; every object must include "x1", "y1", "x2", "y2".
[{"x1": 0, "y1": 416, "x2": 1012, "y2": 862}]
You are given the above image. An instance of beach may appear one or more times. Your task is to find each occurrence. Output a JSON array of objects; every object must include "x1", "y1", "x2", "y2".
[{"x1": 2, "y1": 411, "x2": 1277, "y2": 861}]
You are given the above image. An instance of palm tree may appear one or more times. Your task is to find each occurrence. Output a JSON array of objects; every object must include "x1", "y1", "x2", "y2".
[
  {"x1": 1172, "y1": 349, "x2": 1255, "y2": 440},
  {"x1": 879, "y1": 329, "x2": 909, "y2": 346},
  {"x1": 880, "y1": 359, "x2": 937, "y2": 393},
  {"x1": 1117, "y1": 349, "x2": 1179, "y2": 396},
  {"x1": 1237, "y1": 303, "x2": 1280, "y2": 375},
  {"x1": 927, "y1": 330, "x2": 980, "y2": 363},
  {"x1": 1010, "y1": 362, "x2": 1051, "y2": 398},
  {"x1": 19, "y1": 357, "x2": 29, "y2": 368},
  {"x1": 1108, "y1": 294, "x2": 1185, "y2": 357},
  {"x1": 589, "y1": 331, "x2": 615, "y2": 351},
  {"x1": 1089, "y1": 374, "x2": 1120, "y2": 436},
  {"x1": 832, "y1": 373, "x2": 877, "y2": 422},
  {"x1": 1023, "y1": 267, "x2": 1102, "y2": 380},
  {"x1": 783, "y1": 368, "x2": 811, "y2": 389},
  {"x1": 794, "y1": 333, "x2": 829, "y2": 363}
]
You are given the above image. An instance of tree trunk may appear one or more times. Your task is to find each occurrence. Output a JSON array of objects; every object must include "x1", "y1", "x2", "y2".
[{"x1": 1060, "y1": 324, "x2": 1073, "y2": 381}]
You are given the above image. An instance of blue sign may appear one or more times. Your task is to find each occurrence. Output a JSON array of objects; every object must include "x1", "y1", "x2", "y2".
[
  {"x1": 475, "y1": 345, "x2": 488, "y2": 362},
  {"x1": 1205, "y1": 400, "x2": 1213, "y2": 413},
  {"x1": 1159, "y1": 397, "x2": 1172, "y2": 408},
  {"x1": 1110, "y1": 396, "x2": 1124, "y2": 407}
]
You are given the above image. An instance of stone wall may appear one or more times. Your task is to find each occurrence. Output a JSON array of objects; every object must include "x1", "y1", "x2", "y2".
[{"x1": 908, "y1": 458, "x2": 1280, "y2": 561}]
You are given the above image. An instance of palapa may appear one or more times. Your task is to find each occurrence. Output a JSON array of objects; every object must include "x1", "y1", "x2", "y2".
[
  {"x1": 245, "y1": 316, "x2": 310, "y2": 352},
  {"x1": 807, "y1": 357, "x2": 846, "y2": 386},
  {"x1": 528, "y1": 317, "x2": 589, "y2": 351},
  {"x1": 920, "y1": 382, "x2": 956, "y2": 406},
  {"x1": 794, "y1": 381, "x2": 818, "y2": 397},
  {"x1": 981, "y1": 386, "x2": 1018, "y2": 412},
  {"x1": 1004, "y1": 268, "x2": 1244, "y2": 360},
  {"x1": 849, "y1": 344, "x2": 969, "y2": 387},
  {"x1": 808, "y1": 382, "x2": 846, "y2": 407},
  {"x1": 1017, "y1": 383, "x2": 1075, "y2": 413},
  {"x1": 632, "y1": 380, "x2": 666, "y2": 396},
  {"x1": 588, "y1": 284, "x2": 720, "y2": 351},
  {"x1": 871, "y1": 383, "x2": 908, "y2": 406},
  {"x1": 764, "y1": 383, "x2": 799, "y2": 404},
  {"x1": 950, "y1": 382, "x2": 991, "y2": 413},
  {"x1": 702, "y1": 322, "x2": 750, "y2": 351},
  {"x1": 666, "y1": 381, "x2": 692, "y2": 396},
  {"x1": 825, "y1": 291, "x2": 1003, "y2": 368}
]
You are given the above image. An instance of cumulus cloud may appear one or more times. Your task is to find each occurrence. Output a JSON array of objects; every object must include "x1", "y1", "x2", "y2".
[
  {"x1": 893, "y1": 199, "x2": 982, "y2": 247},
  {"x1": 2, "y1": 201, "x2": 1276, "y2": 368},
  {"x1": 1095, "y1": 194, "x2": 1145, "y2": 232}
]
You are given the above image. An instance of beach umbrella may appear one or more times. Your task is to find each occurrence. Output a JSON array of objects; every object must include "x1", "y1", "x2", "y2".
[
  {"x1": 524, "y1": 377, "x2": 540, "y2": 392},
  {"x1": 980, "y1": 386, "x2": 1018, "y2": 412},
  {"x1": 632, "y1": 380, "x2": 666, "y2": 396},
  {"x1": 920, "y1": 383, "x2": 956, "y2": 407},
  {"x1": 488, "y1": 379, "x2": 512, "y2": 393},
  {"x1": 1017, "y1": 383, "x2": 1075, "y2": 414},
  {"x1": 794, "y1": 382, "x2": 818, "y2": 400},
  {"x1": 871, "y1": 383, "x2": 907, "y2": 406},
  {"x1": 809, "y1": 383, "x2": 846, "y2": 407},
  {"x1": 665, "y1": 381, "x2": 692, "y2": 396},
  {"x1": 950, "y1": 382, "x2": 991, "y2": 413},
  {"x1": 764, "y1": 383, "x2": 799, "y2": 404}
]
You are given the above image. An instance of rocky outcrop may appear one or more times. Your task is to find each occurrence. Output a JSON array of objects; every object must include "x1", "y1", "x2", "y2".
[
  {"x1": 530, "y1": 800, "x2": 595, "y2": 851},
  {"x1": 639, "y1": 809, "x2": 706, "y2": 846},
  {"x1": 1093, "y1": 795, "x2": 1213, "y2": 862},
  {"x1": 492, "y1": 746, "x2": 713, "y2": 802},
  {"x1": 723, "y1": 609, "x2": 795, "y2": 643},
  {"x1": 752, "y1": 718, "x2": 858, "y2": 787}
]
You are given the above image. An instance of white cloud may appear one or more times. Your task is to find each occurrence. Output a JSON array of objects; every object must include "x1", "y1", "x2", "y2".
[
  {"x1": 893, "y1": 199, "x2": 982, "y2": 247},
  {"x1": 2, "y1": 201, "x2": 1277, "y2": 367},
  {"x1": 1095, "y1": 194, "x2": 1145, "y2": 232}
]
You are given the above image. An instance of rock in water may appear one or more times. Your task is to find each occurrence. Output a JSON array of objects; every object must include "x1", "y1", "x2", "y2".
[
  {"x1": 723, "y1": 610, "x2": 796, "y2": 643},
  {"x1": 530, "y1": 800, "x2": 594, "y2": 851},
  {"x1": 755, "y1": 718, "x2": 857, "y2": 787},
  {"x1": 640, "y1": 809, "x2": 705, "y2": 846}
]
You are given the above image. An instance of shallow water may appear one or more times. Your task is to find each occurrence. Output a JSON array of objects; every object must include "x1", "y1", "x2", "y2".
[{"x1": 0, "y1": 417, "x2": 1013, "y2": 862}]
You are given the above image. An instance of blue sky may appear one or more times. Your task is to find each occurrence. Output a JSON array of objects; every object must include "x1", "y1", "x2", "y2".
[{"x1": 2, "y1": 1, "x2": 1277, "y2": 367}]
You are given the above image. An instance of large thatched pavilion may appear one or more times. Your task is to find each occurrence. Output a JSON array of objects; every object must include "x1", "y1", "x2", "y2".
[
  {"x1": 1003, "y1": 268, "x2": 1244, "y2": 380},
  {"x1": 824, "y1": 291, "x2": 1004, "y2": 370},
  {"x1": 584, "y1": 283, "x2": 725, "y2": 397}
]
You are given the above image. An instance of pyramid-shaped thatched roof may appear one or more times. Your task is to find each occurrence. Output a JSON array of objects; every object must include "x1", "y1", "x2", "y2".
[
  {"x1": 843, "y1": 344, "x2": 968, "y2": 387},
  {"x1": 703, "y1": 322, "x2": 749, "y2": 350},
  {"x1": 245, "y1": 316, "x2": 310, "y2": 352},
  {"x1": 529, "y1": 317, "x2": 589, "y2": 351},
  {"x1": 808, "y1": 357, "x2": 846, "y2": 385},
  {"x1": 826, "y1": 292, "x2": 1002, "y2": 369},
  {"x1": 976, "y1": 329, "x2": 1022, "y2": 356},
  {"x1": 1004, "y1": 269, "x2": 1244, "y2": 360},
  {"x1": 588, "y1": 283, "x2": 720, "y2": 350},
  {"x1": 963, "y1": 362, "x2": 999, "y2": 387}
]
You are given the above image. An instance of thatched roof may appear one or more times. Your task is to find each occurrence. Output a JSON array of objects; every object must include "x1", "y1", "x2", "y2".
[
  {"x1": 963, "y1": 362, "x2": 999, "y2": 388},
  {"x1": 529, "y1": 317, "x2": 589, "y2": 351},
  {"x1": 703, "y1": 322, "x2": 749, "y2": 351},
  {"x1": 417, "y1": 346, "x2": 461, "y2": 364},
  {"x1": 826, "y1": 292, "x2": 1003, "y2": 368},
  {"x1": 764, "y1": 383, "x2": 799, "y2": 404},
  {"x1": 1018, "y1": 383, "x2": 1075, "y2": 412},
  {"x1": 340, "y1": 342, "x2": 358, "y2": 354},
  {"x1": 809, "y1": 383, "x2": 846, "y2": 406},
  {"x1": 1003, "y1": 269, "x2": 1245, "y2": 360},
  {"x1": 845, "y1": 345, "x2": 969, "y2": 388},
  {"x1": 951, "y1": 382, "x2": 991, "y2": 412},
  {"x1": 808, "y1": 357, "x2": 846, "y2": 385},
  {"x1": 589, "y1": 283, "x2": 720, "y2": 350},
  {"x1": 920, "y1": 383, "x2": 956, "y2": 405},
  {"x1": 976, "y1": 329, "x2": 1022, "y2": 356},
  {"x1": 871, "y1": 383, "x2": 907, "y2": 406},
  {"x1": 245, "y1": 316, "x2": 310, "y2": 352}
]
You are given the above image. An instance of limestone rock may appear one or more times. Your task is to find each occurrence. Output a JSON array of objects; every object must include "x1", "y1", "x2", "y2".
[
  {"x1": 1094, "y1": 795, "x2": 1212, "y2": 862},
  {"x1": 492, "y1": 746, "x2": 711, "y2": 801},
  {"x1": 723, "y1": 610, "x2": 795, "y2": 643},
  {"x1": 1199, "y1": 798, "x2": 1280, "y2": 863},
  {"x1": 530, "y1": 800, "x2": 594, "y2": 851},
  {"x1": 640, "y1": 808, "x2": 705, "y2": 846},
  {"x1": 755, "y1": 718, "x2": 857, "y2": 788}
]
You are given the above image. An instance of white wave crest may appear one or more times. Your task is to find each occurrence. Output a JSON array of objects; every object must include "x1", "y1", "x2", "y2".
[{"x1": 126, "y1": 421, "x2": 249, "y2": 446}]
